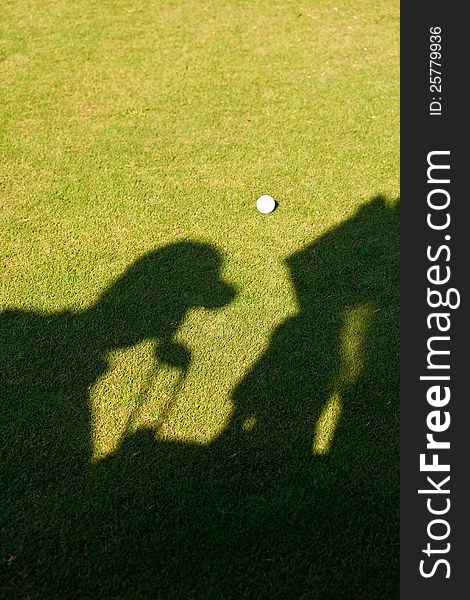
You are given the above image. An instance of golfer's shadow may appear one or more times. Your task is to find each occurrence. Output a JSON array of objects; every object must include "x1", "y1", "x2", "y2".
[{"x1": 0, "y1": 241, "x2": 236, "y2": 594}]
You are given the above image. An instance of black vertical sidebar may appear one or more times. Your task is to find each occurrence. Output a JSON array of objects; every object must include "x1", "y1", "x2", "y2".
[{"x1": 401, "y1": 3, "x2": 468, "y2": 598}]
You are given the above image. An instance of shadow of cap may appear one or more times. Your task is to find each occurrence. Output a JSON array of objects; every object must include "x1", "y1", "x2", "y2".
[{"x1": 90, "y1": 241, "x2": 236, "y2": 348}]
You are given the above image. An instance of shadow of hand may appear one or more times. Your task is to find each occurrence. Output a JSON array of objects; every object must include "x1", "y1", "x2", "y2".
[{"x1": 156, "y1": 340, "x2": 191, "y2": 373}]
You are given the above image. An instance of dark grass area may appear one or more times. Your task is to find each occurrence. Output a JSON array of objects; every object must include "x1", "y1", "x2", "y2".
[{"x1": 1, "y1": 196, "x2": 399, "y2": 598}]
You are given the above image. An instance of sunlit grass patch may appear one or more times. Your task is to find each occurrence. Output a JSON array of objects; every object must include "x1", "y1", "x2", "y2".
[{"x1": 312, "y1": 393, "x2": 342, "y2": 455}]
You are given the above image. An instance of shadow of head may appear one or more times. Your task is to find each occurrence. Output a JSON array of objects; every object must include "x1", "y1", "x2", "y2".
[{"x1": 90, "y1": 241, "x2": 236, "y2": 349}]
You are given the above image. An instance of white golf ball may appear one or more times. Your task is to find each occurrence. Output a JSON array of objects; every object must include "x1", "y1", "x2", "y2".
[{"x1": 256, "y1": 195, "x2": 276, "y2": 214}]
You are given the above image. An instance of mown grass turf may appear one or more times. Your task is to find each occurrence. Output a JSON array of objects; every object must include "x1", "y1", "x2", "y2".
[{"x1": 1, "y1": 1, "x2": 399, "y2": 598}]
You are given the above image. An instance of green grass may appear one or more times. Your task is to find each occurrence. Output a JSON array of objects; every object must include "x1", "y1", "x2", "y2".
[{"x1": 1, "y1": 1, "x2": 399, "y2": 597}]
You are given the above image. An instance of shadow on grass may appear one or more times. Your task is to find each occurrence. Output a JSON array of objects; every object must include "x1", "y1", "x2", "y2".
[{"x1": 0, "y1": 196, "x2": 399, "y2": 599}]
